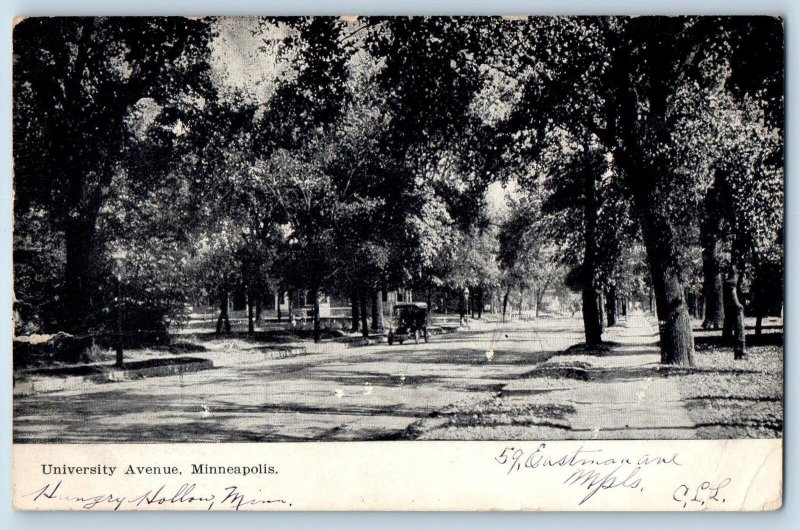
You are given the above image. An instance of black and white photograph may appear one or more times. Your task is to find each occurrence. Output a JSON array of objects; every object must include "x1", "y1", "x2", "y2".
[{"x1": 12, "y1": 15, "x2": 783, "y2": 450}]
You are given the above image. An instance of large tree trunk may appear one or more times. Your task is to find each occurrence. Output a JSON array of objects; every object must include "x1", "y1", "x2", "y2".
[
  {"x1": 637, "y1": 211, "x2": 695, "y2": 366},
  {"x1": 476, "y1": 286, "x2": 484, "y2": 319},
  {"x1": 216, "y1": 290, "x2": 231, "y2": 335},
  {"x1": 63, "y1": 218, "x2": 96, "y2": 333},
  {"x1": 312, "y1": 287, "x2": 321, "y2": 343},
  {"x1": 502, "y1": 286, "x2": 510, "y2": 322},
  {"x1": 582, "y1": 286, "x2": 603, "y2": 345},
  {"x1": 751, "y1": 259, "x2": 780, "y2": 337},
  {"x1": 350, "y1": 288, "x2": 360, "y2": 332},
  {"x1": 469, "y1": 286, "x2": 475, "y2": 318},
  {"x1": 359, "y1": 291, "x2": 369, "y2": 338},
  {"x1": 581, "y1": 167, "x2": 603, "y2": 346},
  {"x1": 701, "y1": 176, "x2": 726, "y2": 330},
  {"x1": 459, "y1": 288, "x2": 467, "y2": 325},
  {"x1": 371, "y1": 289, "x2": 384, "y2": 331},
  {"x1": 701, "y1": 246, "x2": 725, "y2": 329},
  {"x1": 688, "y1": 289, "x2": 703, "y2": 320},
  {"x1": 246, "y1": 288, "x2": 255, "y2": 336},
  {"x1": 723, "y1": 266, "x2": 747, "y2": 360},
  {"x1": 61, "y1": 154, "x2": 109, "y2": 334},
  {"x1": 597, "y1": 291, "x2": 605, "y2": 330},
  {"x1": 612, "y1": 109, "x2": 694, "y2": 363},
  {"x1": 752, "y1": 262, "x2": 765, "y2": 336},
  {"x1": 604, "y1": 21, "x2": 695, "y2": 365},
  {"x1": 605, "y1": 285, "x2": 617, "y2": 327},
  {"x1": 536, "y1": 285, "x2": 547, "y2": 318}
]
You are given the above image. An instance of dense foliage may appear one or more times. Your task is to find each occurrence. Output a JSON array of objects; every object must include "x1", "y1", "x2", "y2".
[{"x1": 13, "y1": 16, "x2": 783, "y2": 364}]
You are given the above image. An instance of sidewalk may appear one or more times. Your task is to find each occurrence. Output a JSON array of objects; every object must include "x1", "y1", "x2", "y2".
[
  {"x1": 512, "y1": 314, "x2": 695, "y2": 438},
  {"x1": 412, "y1": 313, "x2": 698, "y2": 440}
]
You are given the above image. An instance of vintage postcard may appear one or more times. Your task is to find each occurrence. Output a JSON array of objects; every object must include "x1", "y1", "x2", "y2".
[{"x1": 11, "y1": 16, "x2": 783, "y2": 511}]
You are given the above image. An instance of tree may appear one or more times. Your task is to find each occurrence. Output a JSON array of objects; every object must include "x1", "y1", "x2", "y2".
[
  {"x1": 471, "y1": 17, "x2": 783, "y2": 364},
  {"x1": 498, "y1": 191, "x2": 565, "y2": 322},
  {"x1": 700, "y1": 172, "x2": 726, "y2": 329},
  {"x1": 604, "y1": 17, "x2": 783, "y2": 363},
  {"x1": 14, "y1": 17, "x2": 214, "y2": 334},
  {"x1": 444, "y1": 225, "x2": 501, "y2": 319},
  {"x1": 248, "y1": 17, "x2": 353, "y2": 342},
  {"x1": 477, "y1": 18, "x2": 619, "y2": 345},
  {"x1": 14, "y1": 16, "x2": 781, "y2": 367},
  {"x1": 253, "y1": 144, "x2": 339, "y2": 342},
  {"x1": 665, "y1": 16, "x2": 783, "y2": 355},
  {"x1": 363, "y1": 19, "x2": 516, "y2": 325}
]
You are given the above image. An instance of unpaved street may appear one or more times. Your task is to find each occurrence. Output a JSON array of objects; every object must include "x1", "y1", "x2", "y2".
[{"x1": 14, "y1": 318, "x2": 583, "y2": 443}]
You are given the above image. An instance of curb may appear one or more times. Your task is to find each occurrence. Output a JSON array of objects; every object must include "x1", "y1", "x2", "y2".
[{"x1": 13, "y1": 357, "x2": 214, "y2": 397}]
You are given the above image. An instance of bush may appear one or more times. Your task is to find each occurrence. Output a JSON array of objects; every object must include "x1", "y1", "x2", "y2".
[{"x1": 13, "y1": 333, "x2": 94, "y2": 369}]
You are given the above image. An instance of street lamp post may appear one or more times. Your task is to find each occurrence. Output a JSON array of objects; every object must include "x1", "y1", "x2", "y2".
[{"x1": 111, "y1": 250, "x2": 128, "y2": 368}]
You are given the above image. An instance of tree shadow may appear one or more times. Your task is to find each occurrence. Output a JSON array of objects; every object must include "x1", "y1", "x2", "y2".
[
  {"x1": 13, "y1": 384, "x2": 435, "y2": 443},
  {"x1": 154, "y1": 341, "x2": 208, "y2": 354},
  {"x1": 518, "y1": 360, "x2": 763, "y2": 383},
  {"x1": 389, "y1": 347, "x2": 555, "y2": 366},
  {"x1": 552, "y1": 341, "x2": 636, "y2": 357},
  {"x1": 694, "y1": 332, "x2": 783, "y2": 349},
  {"x1": 186, "y1": 329, "x2": 342, "y2": 344}
]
